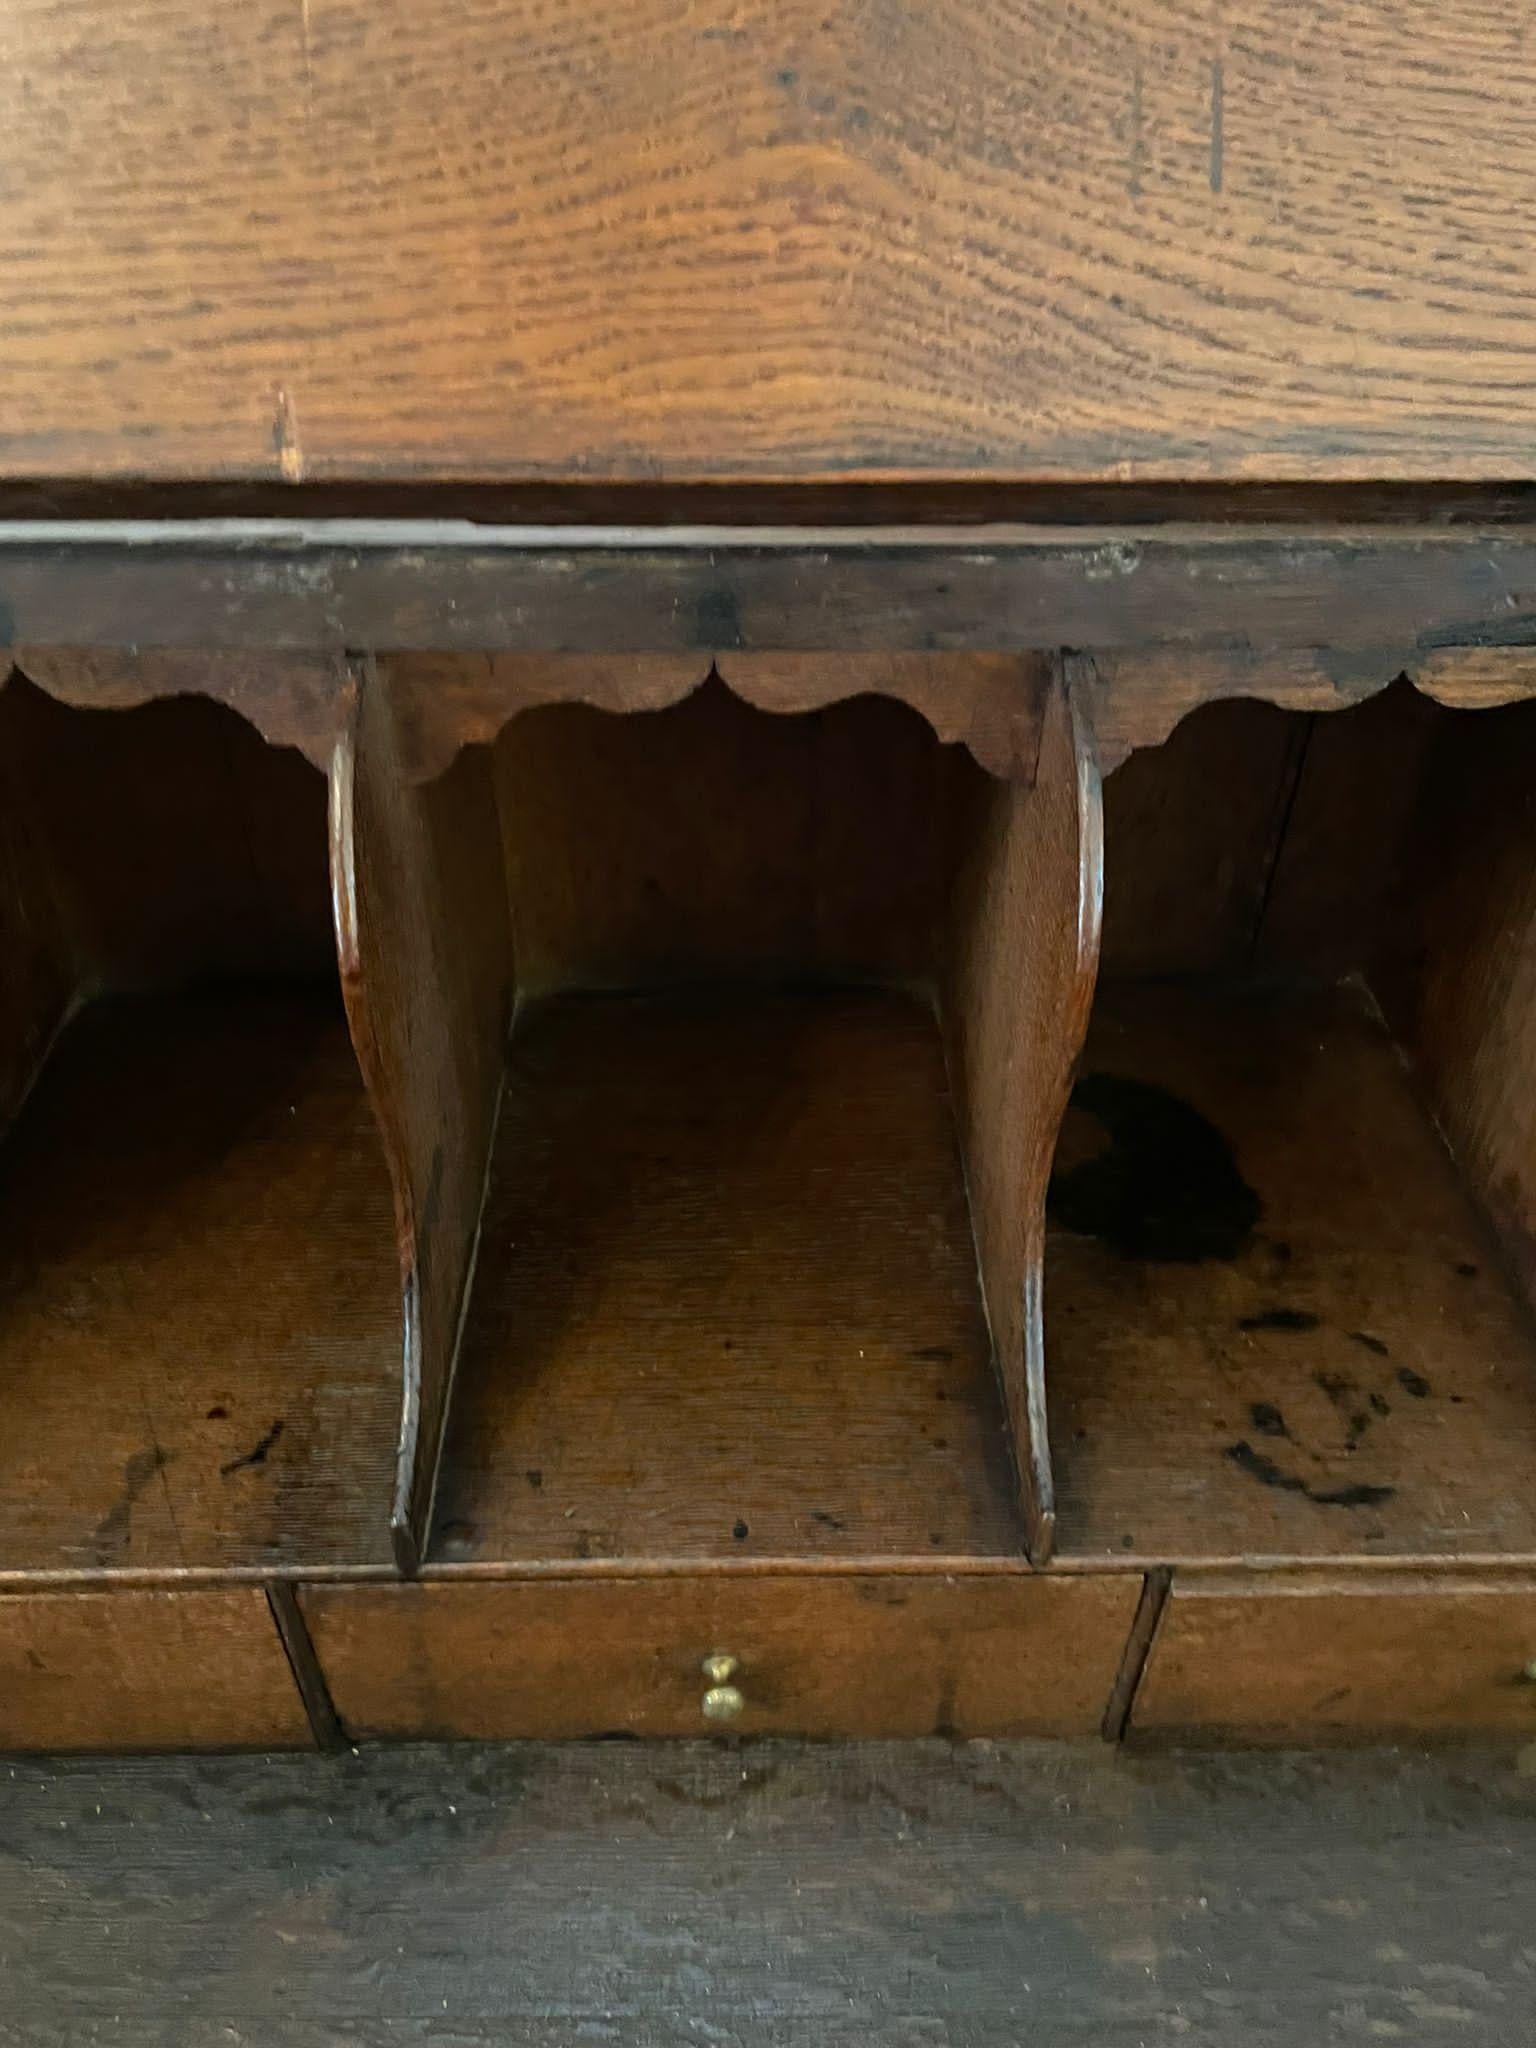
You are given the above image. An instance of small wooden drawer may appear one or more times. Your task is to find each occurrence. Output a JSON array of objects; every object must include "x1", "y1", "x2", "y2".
[
  {"x1": 1132, "y1": 1573, "x2": 1536, "y2": 1741},
  {"x1": 0, "y1": 1589, "x2": 315, "y2": 1753},
  {"x1": 302, "y1": 1572, "x2": 1142, "y2": 1741}
]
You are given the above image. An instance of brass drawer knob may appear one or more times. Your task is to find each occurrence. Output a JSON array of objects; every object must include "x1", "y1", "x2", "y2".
[{"x1": 701, "y1": 1652, "x2": 744, "y2": 1722}]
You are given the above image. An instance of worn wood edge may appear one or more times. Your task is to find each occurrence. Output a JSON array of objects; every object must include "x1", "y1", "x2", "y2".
[
  {"x1": 326, "y1": 663, "x2": 423, "y2": 1576},
  {"x1": 1022, "y1": 658, "x2": 1104, "y2": 1564},
  {"x1": 266, "y1": 1582, "x2": 345, "y2": 1751},
  {"x1": 407, "y1": 1067, "x2": 507, "y2": 1571},
  {"x1": 10, "y1": 646, "x2": 346, "y2": 770},
  {"x1": 0, "y1": 1552, "x2": 1533, "y2": 1593},
  {"x1": 1100, "y1": 1568, "x2": 1174, "y2": 1742},
  {"x1": 1155, "y1": 1566, "x2": 1536, "y2": 1600}
]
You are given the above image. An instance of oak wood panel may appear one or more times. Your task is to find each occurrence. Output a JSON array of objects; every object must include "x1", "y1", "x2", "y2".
[
  {"x1": 0, "y1": 990, "x2": 399, "y2": 1575},
  {"x1": 0, "y1": 1588, "x2": 314, "y2": 1752},
  {"x1": 330, "y1": 661, "x2": 514, "y2": 1571},
  {"x1": 1385, "y1": 698, "x2": 1536, "y2": 1311},
  {"x1": 1133, "y1": 1572, "x2": 1536, "y2": 1740},
  {"x1": 0, "y1": 668, "x2": 337, "y2": 997},
  {"x1": 941, "y1": 658, "x2": 1102, "y2": 1561},
  {"x1": 5, "y1": 2, "x2": 1536, "y2": 485},
  {"x1": 1049, "y1": 981, "x2": 1536, "y2": 1566},
  {"x1": 302, "y1": 1573, "x2": 1142, "y2": 1739},
  {"x1": 0, "y1": 674, "x2": 74, "y2": 1129},
  {"x1": 428, "y1": 988, "x2": 1022, "y2": 1568},
  {"x1": 493, "y1": 682, "x2": 943, "y2": 997},
  {"x1": 1251, "y1": 682, "x2": 1441, "y2": 981},
  {"x1": 1100, "y1": 697, "x2": 1304, "y2": 977}
]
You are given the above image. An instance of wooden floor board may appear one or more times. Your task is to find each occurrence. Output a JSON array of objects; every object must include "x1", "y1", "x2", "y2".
[{"x1": 2, "y1": 1739, "x2": 1534, "y2": 2044}]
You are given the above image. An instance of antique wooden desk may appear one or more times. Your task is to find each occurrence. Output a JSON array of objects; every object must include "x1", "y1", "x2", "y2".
[{"x1": 3, "y1": 0, "x2": 1536, "y2": 1750}]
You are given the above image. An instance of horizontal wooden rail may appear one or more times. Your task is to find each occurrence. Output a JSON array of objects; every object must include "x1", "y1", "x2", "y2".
[{"x1": 3, "y1": 521, "x2": 1536, "y2": 658}]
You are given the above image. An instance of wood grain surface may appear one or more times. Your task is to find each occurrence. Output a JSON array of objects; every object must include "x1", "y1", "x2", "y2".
[
  {"x1": 0, "y1": 1588, "x2": 313, "y2": 1751},
  {"x1": 1048, "y1": 982, "x2": 1536, "y2": 1567},
  {"x1": 1134, "y1": 1572, "x2": 1536, "y2": 1739},
  {"x1": 491, "y1": 682, "x2": 944, "y2": 997},
  {"x1": 427, "y1": 988, "x2": 1023, "y2": 1567},
  {"x1": 330, "y1": 661, "x2": 514, "y2": 1570},
  {"x1": 5, "y1": 1740, "x2": 1536, "y2": 2044},
  {"x1": 1387, "y1": 698, "x2": 1536, "y2": 1313},
  {"x1": 942, "y1": 659, "x2": 1102, "y2": 1559},
  {"x1": 4, "y1": 0, "x2": 1536, "y2": 487},
  {"x1": 0, "y1": 991, "x2": 399, "y2": 1575},
  {"x1": 301, "y1": 1572, "x2": 1141, "y2": 1738}
]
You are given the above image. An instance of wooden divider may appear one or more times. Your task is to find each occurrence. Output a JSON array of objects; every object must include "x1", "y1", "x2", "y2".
[
  {"x1": 328, "y1": 656, "x2": 514, "y2": 1573},
  {"x1": 941, "y1": 655, "x2": 1104, "y2": 1561}
]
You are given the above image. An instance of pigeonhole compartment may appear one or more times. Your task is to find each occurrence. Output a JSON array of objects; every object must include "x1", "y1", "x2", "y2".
[
  {"x1": 303, "y1": 666, "x2": 1144, "y2": 1739},
  {"x1": 1044, "y1": 682, "x2": 1536, "y2": 1731},
  {"x1": 0, "y1": 663, "x2": 401, "y2": 1745}
]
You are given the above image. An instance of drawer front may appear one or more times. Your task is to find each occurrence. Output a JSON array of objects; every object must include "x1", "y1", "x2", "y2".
[
  {"x1": 302, "y1": 1572, "x2": 1143, "y2": 1740},
  {"x1": 0, "y1": 1588, "x2": 314, "y2": 1752},
  {"x1": 1133, "y1": 1575, "x2": 1536, "y2": 1741}
]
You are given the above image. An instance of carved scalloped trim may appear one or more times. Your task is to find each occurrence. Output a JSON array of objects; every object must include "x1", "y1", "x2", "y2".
[
  {"x1": 388, "y1": 652, "x2": 1048, "y2": 784},
  {"x1": 1085, "y1": 645, "x2": 1536, "y2": 774},
  {"x1": 10, "y1": 648, "x2": 349, "y2": 771}
]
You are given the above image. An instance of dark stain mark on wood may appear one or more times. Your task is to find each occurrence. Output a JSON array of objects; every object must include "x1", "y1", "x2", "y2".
[
  {"x1": 1314, "y1": 1369, "x2": 1356, "y2": 1407},
  {"x1": 220, "y1": 1418, "x2": 285, "y2": 1477},
  {"x1": 1369, "y1": 1391, "x2": 1391, "y2": 1417},
  {"x1": 1250, "y1": 1401, "x2": 1288, "y2": 1439},
  {"x1": 1049, "y1": 1074, "x2": 1261, "y2": 1261},
  {"x1": 1225, "y1": 1440, "x2": 1395, "y2": 1509},
  {"x1": 732, "y1": 1519, "x2": 750, "y2": 1541},
  {"x1": 92, "y1": 1444, "x2": 171, "y2": 1559},
  {"x1": 811, "y1": 1509, "x2": 846, "y2": 1530},
  {"x1": 1350, "y1": 1330, "x2": 1390, "y2": 1356},
  {"x1": 1240, "y1": 1307, "x2": 1321, "y2": 1333},
  {"x1": 205, "y1": 1404, "x2": 228, "y2": 1420},
  {"x1": 913, "y1": 1346, "x2": 953, "y2": 1361},
  {"x1": 1397, "y1": 1367, "x2": 1432, "y2": 1399}
]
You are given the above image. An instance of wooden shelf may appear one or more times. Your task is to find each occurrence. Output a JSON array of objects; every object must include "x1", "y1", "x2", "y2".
[
  {"x1": 426, "y1": 987, "x2": 1025, "y2": 1570},
  {"x1": 0, "y1": 986, "x2": 400, "y2": 1577},
  {"x1": 1049, "y1": 980, "x2": 1536, "y2": 1567}
]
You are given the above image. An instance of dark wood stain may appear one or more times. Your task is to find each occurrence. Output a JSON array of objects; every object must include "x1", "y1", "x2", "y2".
[{"x1": 1050, "y1": 1073, "x2": 1262, "y2": 1262}]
